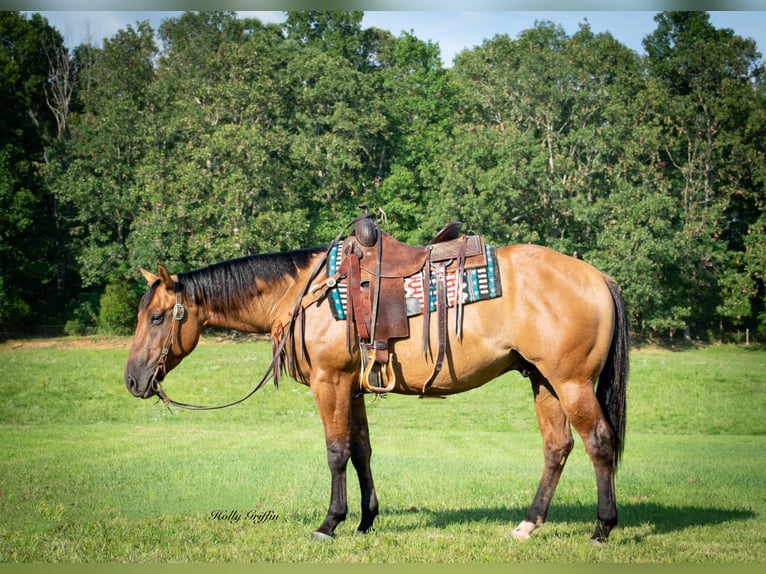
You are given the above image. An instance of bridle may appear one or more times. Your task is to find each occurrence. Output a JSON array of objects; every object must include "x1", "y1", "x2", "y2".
[{"x1": 149, "y1": 290, "x2": 186, "y2": 402}]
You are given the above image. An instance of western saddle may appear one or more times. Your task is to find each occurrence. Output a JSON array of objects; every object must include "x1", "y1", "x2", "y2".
[{"x1": 334, "y1": 210, "x2": 488, "y2": 395}]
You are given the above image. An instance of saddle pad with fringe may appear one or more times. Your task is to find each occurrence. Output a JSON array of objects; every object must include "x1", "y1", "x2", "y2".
[{"x1": 326, "y1": 241, "x2": 502, "y2": 321}]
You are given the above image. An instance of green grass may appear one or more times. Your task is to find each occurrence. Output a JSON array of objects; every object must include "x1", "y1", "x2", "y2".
[{"x1": 0, "y1": 339, "x2": 764, "y2": 562}]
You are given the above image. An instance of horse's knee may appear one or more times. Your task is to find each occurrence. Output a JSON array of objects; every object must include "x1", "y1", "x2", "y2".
[{"x1": 326, "y1": 440, "x2": 350, "y2": 470}]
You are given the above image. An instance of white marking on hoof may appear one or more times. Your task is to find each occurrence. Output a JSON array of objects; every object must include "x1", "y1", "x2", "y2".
[
  {"x1": 312, "y1": 531, "x2": 334, "y2": 542},
  {"x1": 511, "y1": 520, "x2": 537, "y2": 541}
]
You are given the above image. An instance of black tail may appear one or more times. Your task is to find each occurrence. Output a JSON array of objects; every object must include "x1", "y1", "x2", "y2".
[{"x1": 597, "y1": 278, "x2": 630, "y2": 470}]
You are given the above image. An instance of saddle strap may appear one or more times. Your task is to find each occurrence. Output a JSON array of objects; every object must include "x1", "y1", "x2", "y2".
[
  {"x1": 271, "y1": 271, "x2": 345, "y2": 384},
  {"x1": 422, "y1": 247, "x2": 433, "y2": 356},
  {"x1": 422, "y1": 261, "x2": 449, "y2": 393},
  {"x1": 454, "y1": 236, "x2": 468, "y2": 340},
  {"x1": 340, "y1": 243, "x2": 370, "y2": 348}
]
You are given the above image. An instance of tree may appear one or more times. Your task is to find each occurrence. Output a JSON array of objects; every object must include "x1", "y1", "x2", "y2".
[
  {"x1": 285, "y1": 11, "x2": 367, "y2": 69},
  {"x1": 49, "y1": 20, "x2": 157, "y2": 293},
  {"x1": 373, "y1": 31, "x2": 457, "y2": 243},
  {"x1": 98, "y1": 280, "x2": 140, "y2": 335},
  {"x1": 43, "y1": 42, "x2": 72, "y2": 142},
  {"x1": 0, "y1": 12, "x2": 64, "y2": 332},
  {"x1": 281, "y1": 12, "x2": 391, "y2": 241},
  {"x1": 442, "y1": 26, "x2": 567, "y2": 245},
  {"x1": 644, "y1": 11, "x2": 766, "y2": 337},
  {"x1": 442, "y1": 22, "x2": 646, "y2": 252},
  {"x1": 127, "y1": 12, "x2": 307, "y2": 272}
]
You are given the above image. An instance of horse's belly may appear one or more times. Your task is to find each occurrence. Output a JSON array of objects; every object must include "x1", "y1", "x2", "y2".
[{"x1": 388, "y1": 314, "x2": 515, "y2": 396}]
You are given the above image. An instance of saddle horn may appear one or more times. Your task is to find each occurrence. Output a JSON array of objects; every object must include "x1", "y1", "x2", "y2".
[{"x1": 354, "y1": 204, "x2": 378, "y2": 248}]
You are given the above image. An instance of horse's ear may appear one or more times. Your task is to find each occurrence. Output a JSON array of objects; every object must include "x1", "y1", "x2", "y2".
[
  {"x1": 156, "y1": 264, "x2": 174, "y2": 289},
  {"x1": 140, "y1": 268, "x2": 158, "y2": 286}
]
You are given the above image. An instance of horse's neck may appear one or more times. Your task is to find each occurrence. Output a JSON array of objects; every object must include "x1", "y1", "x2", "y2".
[
  {"x1": 201, "y1": 269, "x2": 312, "y2": 335},
  {"x1": 202, "y1": 307, "x2": 266, "y2": 334}
]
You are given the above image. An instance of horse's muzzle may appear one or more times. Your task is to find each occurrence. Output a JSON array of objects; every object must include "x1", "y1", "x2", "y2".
[{"x1": 124, "y1": 366, "x2": 158, "y2": 399}]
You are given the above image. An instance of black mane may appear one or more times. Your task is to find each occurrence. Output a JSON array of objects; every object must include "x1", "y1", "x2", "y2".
[{"x1": 175, "y1": 246, "x2": 325, "y2": 315}]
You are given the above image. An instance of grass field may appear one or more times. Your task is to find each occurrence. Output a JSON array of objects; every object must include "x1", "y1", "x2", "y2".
[{"x1": 0, "y1": 338, "x2": 764, "y2": 563}]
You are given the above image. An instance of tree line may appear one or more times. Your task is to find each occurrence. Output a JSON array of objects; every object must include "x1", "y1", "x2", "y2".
[{"x1": 1, "y1": 11, "x2": 764, "y2": 341}]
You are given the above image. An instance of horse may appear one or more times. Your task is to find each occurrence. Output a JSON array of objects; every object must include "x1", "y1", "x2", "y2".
[{"x1": 123, "y1": 226, "x2": 629, "y2": 545}]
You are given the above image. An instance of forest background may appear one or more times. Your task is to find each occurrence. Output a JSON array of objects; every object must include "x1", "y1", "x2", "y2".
[{"x1": 1, "y1": 10, "x2": 764, "y2": 342}]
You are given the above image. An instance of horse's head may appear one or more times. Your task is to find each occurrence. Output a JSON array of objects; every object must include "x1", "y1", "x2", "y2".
[{"x1": 124, "y1": 264, "x2": 202, "y2": 399}]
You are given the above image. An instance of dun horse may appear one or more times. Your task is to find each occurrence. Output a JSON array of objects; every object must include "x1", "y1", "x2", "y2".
[{"x1": 124, "y1": 219, "x2": 629, "y2": 544}]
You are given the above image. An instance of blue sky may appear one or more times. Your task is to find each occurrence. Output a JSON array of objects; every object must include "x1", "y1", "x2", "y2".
[{"x1": 27, "y1": 10, "x2": 766, "y2": 67}]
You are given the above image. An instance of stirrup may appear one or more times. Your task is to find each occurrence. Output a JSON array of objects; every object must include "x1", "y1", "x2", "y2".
[{"x1": 361, "y1": 348, "x2": 396, "y2": 393}]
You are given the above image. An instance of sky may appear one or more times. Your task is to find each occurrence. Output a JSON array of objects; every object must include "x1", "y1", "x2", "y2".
[{"x1": 22, "y1": 8, "x2": 766, "y2": 67}]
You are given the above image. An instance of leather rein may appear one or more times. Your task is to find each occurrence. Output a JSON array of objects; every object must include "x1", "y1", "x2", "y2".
[{"x1": 148, "y1": 213, "x2": 371, "y2": 411}]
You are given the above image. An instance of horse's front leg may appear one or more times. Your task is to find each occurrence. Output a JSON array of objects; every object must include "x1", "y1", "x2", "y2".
[
  {"x1": 310, "y1": 372, "x2": 355, "y2": 540},
  {"x1": 350, "y1": 392, "x2": 379, "y2": 533}
]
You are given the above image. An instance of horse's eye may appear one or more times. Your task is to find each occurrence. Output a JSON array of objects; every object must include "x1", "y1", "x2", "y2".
[{"x1": 150, "y1": 313, "x2": 164, "y2": 325}]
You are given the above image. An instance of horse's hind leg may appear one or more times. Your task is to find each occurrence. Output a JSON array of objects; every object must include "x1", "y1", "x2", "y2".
[
  {"x1": 512, "y1": 372, "x2": 574, "y2": 541},
  {"x1": 349, "y1": 393, "x2": 379, "y2": 533},
  {"x1": 556, "y1": 379, "x2": 618, "y2": 545}
]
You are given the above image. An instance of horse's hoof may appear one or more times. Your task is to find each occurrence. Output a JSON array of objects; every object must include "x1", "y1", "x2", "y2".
[
  {"x1": 590, "y1": 521, "x2": 613, "y2": 545},
  {"x1": 511, "y1": 520, "x2": 535, "y2": 542},
  {"x1": 511, "y1": 530, "x2": 530, "y2": 542},
  {"x1": 312, "y1": 531, "x2": 334, "y2": 542}
]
